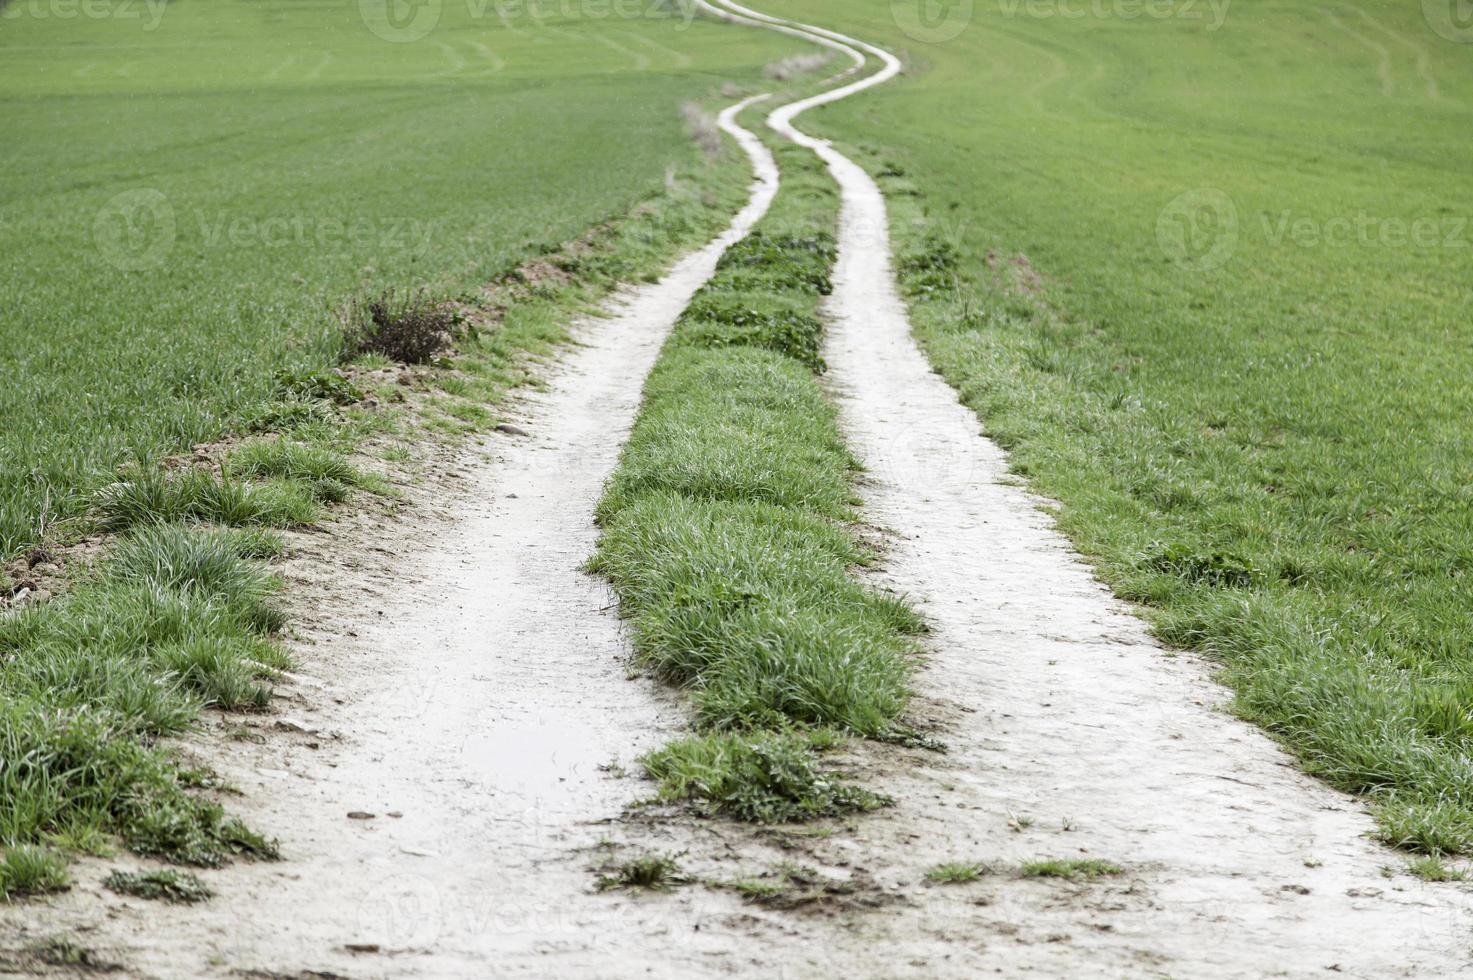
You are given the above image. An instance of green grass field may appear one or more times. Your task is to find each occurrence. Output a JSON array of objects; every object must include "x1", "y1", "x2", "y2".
[
  {"x1": 0, "y1": 0, "x2": 807, "y2": 557},
  {"x1": 0, "y1": 0, "x2": 813, "y2": 882},
  {"x1": 773, "y1": 0, "x2": 1473, "y2": 850}
]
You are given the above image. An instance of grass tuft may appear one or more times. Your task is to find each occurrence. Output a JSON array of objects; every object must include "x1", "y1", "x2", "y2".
[
  {"x1": 595, "y1": 853, "x2": 689, "y2": 893},
  {"x1": 926, "y1": 861, "x2": 987, "y2": 884},
  {"x1": 1019, "y1": 859, "x2": 1123, "y2": 881},
  {"x1": 103, "y1": 868, "x2": 213, "y2": 903},
  {"x1": 0, "y1": 845, "x2": 70, "y2": 899},
  {"x1": 642, "y1": 732, "x2": 890, "y2": 824},
  {"x1": 97, "y1": 469, "x2": 320, "y2": 533},
  {"x1": 152, "y1": 636, "x2": 276, "y2": 711}
]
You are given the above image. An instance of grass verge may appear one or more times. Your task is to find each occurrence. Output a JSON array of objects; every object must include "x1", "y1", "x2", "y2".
[
  {"x1": 768, "y1": 0, "x2": 1473, "y2": 858},
  {"x1": 591, "y1": 123, "x2": 925, "y2": 823},
  {"x1": 0, "y1": 123, "x2": 759, "y2": 883},
  {"x1": 863, "y1": 152, "x2": 1473, "y2": 855}
]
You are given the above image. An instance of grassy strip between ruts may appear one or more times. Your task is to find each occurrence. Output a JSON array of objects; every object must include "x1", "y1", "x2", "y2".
[
  {"x1": 0, "y1": 131, "x2": 754, "y2": 895},
  {"x1": 591, "y1": 127, "x2": 926, "y2": 824},
  {"x1": 854, "y1": 146, "x2": 1473, "y2": 856}
]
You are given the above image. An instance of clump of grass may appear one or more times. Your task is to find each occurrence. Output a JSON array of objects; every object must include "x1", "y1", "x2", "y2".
[
  {"x1": 97, "y1": 469, "x2": 321, "y2": 532},
  {"x1": 227, "y1": 438, "x2": 358, "y2": 486},
  {"x1": 109, "y1": 523, "x2": 282, "y2": 631},
  {"x1": 343, "y1": 288, "x2": 456, "y2": 365},
  {"x1": 1141, "y1": 541, "x2": 1259, "y2": 589},
  {"x1": 1372, "y1": 797, "x2": 1473, "y2": 856},
  {"x1": 595, "y1": 853, "x2": 689, "y2": 893},
  {"x1": 272, "y1": 368, "x2": 363, "y2": 405},
  {"x1": 103, "y1": 868, "x2": 213, "y2": 903},
  {"x1": 1405, "y1": 856, "x2": 1469, "y2": 883},
  {"x1": 675, "y1": 294, "x2": 827, "y2": 372},
  {"x1": 0, "y1": 524, "x2": 288, "y2": 864},
  {"x1": 244, "y1": 399, "x2": 336, "y2": 435},
  {"x1": 19, "y1": 936, "x2": 113, "y2": 970},
  {"x1": 727, "y1": 877, "x2": 788, "y2": 900},
  {"x1": 225, "y1": 439, "x2": 371, "y2": 506},
  {"x1": 594, "y1": 351, "x2": 857, "y2": 518},
  {"x1": 1019, "y1": 859, "x2": 1123, "y2": 881},
  {"x1": 152, "y1": 636, "x2": 277, "y2": 711},
  {"x1": 0, "y1": 845, "x2": 70, "y2": 899},
  {"x1": 926, "y1": 861, "x2": 987, "y2": 884},
  {"x1": 711, "y1": 231, "x2": 835, "y2": 296},
  {"x1": 642, "y1": 732, "x2": 890, "y2": 824}
]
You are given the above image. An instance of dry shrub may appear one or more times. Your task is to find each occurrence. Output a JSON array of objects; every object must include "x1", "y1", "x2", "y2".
[
  {"x1": 681, "y1": 102, "x2": 722, "y2": 159},
  {"x1": 343, "y1": 288, "x2": 456, "y2": 364},
  {"x1": 764, "y1": 53, "x2": 832, "y2": 82}
]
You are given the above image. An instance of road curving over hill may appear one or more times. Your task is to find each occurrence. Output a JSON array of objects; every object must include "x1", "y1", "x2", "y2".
[
  {"x1": 4, "y1": 7, "x2": 1470, "y2": 978},
  {"x1": 696, "y1": 2, "x2": 1473, "y2": 976}
]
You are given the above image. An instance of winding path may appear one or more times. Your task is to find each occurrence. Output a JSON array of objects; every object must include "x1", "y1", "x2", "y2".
[
  {"x1": 692, "y1": 3, "x2": 1473, "y2": 977},
  {"x1": 7, "y1": 7, "x2": 1471, "y2": 978}
]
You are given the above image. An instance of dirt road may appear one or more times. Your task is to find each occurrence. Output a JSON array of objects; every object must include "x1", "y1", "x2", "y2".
[{"x1": 5, "y1": 7, "x2": 1470, "y2": 978}]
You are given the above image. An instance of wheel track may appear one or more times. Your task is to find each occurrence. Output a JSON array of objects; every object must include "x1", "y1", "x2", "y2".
[
  {"x1": 696, "y1": 3, "x2": 1473, "y2": 976},
  {"x1": 6, "y1": 7, "x2": 1471, "y2": 977}
]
